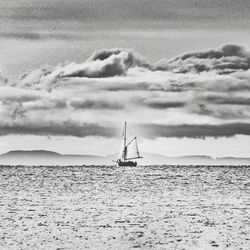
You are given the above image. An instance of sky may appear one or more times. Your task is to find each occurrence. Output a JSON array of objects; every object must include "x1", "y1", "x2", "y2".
[{"x1": 1, "y1": 0, "x2": 250, "y2": 157}]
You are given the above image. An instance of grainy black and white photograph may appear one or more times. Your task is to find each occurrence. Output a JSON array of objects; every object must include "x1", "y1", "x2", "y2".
[{"x1": 0, "y1": 1, "x2": 250, "y2": 249}]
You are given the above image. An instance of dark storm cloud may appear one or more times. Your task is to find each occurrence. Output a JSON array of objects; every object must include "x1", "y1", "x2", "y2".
[
  {"x1": 93, "y1": 81, "x2": 155, "y2": 92},
  {"x1": 140, "y1": 123, "x2": 250, "y2": 139},
  {"x1": 69, "y1": 99, "x2": 124, "y2": 110},
  {"x1": 133, "y1": 96, "x2": 186, "y2": 109},
  {"x1": 3, "y1": 119, "x2": 250, "y2": 139},
  {"x1": 0, "y1": 122, "x2": 115, "y2": 138},
  {"x1": 146, "y1": 101, "x2": 185, "y2": 109},
  {"x1": 204, "y1": 95, "x2": 250, "y2": 106}
]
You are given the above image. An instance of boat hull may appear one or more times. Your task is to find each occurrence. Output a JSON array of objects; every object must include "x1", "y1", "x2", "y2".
[{"x1": 118, "y1": 161, "x2": 137, "y2": 167}]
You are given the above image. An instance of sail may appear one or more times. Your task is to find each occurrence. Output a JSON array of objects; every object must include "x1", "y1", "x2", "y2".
[
  {"x1": 118, "y1": 140, "x2": 124, "y2": 160},
  {"x1": 126, "y1": 137, "x2": 141, "y2": 159},
  {"x1": 118, "y1": 126, "x2": 126, "y2": 160},
  {"x1": 116, "y1": 122, "x2": 142, "y2": 163}
]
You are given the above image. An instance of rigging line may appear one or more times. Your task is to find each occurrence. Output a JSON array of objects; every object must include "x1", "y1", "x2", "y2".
[{"x1": 126, "y1": 137, "x2": 136, "y2": 147}]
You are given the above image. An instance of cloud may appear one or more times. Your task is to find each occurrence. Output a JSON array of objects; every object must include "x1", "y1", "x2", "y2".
[
  {"x1": 69, "y1": 99, "x2": 124, "y2": 110},
  {"x1": 139, "y1": 123, "x2": 250, "y2": 139},
  {"x1": 14, "y1": 66, "x2": 62, "y2": 91},
  {"x1": 60, "y1": 48, "x2": 151, "y2": 78},
  {"x1": 0, "y1": 31, "x2": 80, "y2": 41},
  {"x1": 2, "y1": 0, "x2": 249, "y2": 24},
  {"x1": 13, "y1": 45, "x2": 250, "y2": 91},
  {"x1": 132, "y1": 96, "x2": 186, "y2": 109},
  {"x1": 154, "y1": 44, "x2": 250, "y2": 74},
  {"x1": 13, "y1": 49, "x2": 150, "y2": 90},
  {"x1": 0, "y1": 121, "x2": 115, "y2": 138},
  {"x1": 2, "y1": 45, "x2": 250, "y2": 139},
  {"x1": 0, "y1": 68, "x2": 8, "y2": 85}
]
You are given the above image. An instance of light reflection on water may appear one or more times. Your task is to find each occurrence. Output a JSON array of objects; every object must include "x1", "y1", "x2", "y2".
[{"x1": 0, "y1": 165, "x2": 249, "y2": 249}]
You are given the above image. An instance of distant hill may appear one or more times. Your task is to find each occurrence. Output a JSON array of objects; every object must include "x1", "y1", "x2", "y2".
[
  {"x1": 0, "y1": 150, "x2": 250, "y2": 166},
  {"x1": 2, "y1": 150, "x2": 61, "y2": 157},
  {"x1": 0, "y1": 150, "x2": 104, "y2": 166}
]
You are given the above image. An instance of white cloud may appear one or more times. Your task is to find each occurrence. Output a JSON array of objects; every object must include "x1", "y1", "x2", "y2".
[
  {"x1": 154, "y1": 44, "x2": 250, "y2": 74},
  {"x1": 1, "y1": 45, "x2": 250, "y2": 138}
]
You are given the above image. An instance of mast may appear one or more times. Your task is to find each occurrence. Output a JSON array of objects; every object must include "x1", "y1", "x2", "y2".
[
  {"x1": 123, "y1": 122, "x2": 127, "y2": 161},
  {"x1": 116, "y1": 121, "x2": 143, "y2": 163}
]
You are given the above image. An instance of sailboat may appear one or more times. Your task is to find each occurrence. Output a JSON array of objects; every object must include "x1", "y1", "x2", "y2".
[{"x1": 115, "y1": 122, "x2": 143, "y2": 166}]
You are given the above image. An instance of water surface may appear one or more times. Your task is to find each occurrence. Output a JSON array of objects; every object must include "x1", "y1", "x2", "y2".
[{"x1": 0, "y1": 165, "x2": 249, "y2": 249}]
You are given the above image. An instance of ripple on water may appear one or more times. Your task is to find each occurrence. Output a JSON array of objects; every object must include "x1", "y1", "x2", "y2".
[{"x1": 0, "y1": 165, "x2": 249, "y2": 249}]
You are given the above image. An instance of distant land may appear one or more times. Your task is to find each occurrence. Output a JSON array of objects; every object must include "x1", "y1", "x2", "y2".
[{"x1": 0, "y1": 150, "x2": 250, "y2": 166}]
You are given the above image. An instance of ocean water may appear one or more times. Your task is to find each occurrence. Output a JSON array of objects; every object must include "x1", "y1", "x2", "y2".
[{"x1": 0, "y1": 165, "x2": 249, "y2": 250}]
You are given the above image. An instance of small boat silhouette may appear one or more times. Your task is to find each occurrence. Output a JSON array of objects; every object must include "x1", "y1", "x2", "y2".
[{"x1": 115, "y1": 122, "x2": 143, "y2": 166}]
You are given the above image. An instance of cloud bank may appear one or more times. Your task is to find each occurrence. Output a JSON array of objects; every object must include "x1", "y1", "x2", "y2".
[
  {"x1": 155, "y1": 44, "x2": 250, "y2": 74},
  {"x1": 2, "y1": 44, "x2": 250, "y2": 139}
]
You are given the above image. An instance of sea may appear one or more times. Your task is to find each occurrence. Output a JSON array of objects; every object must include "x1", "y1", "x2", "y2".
[{"x1": 0, "y1": 165, "x2": 249, "y2": 250}]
